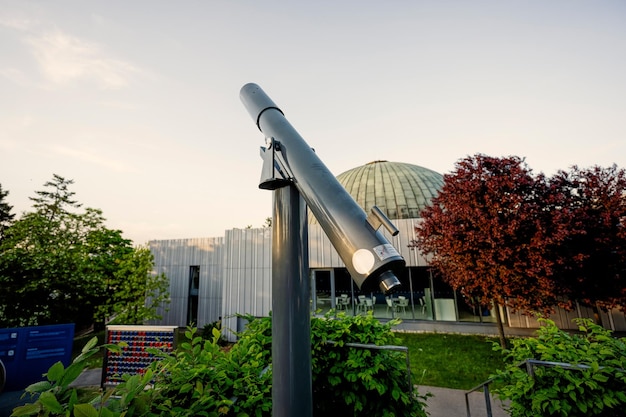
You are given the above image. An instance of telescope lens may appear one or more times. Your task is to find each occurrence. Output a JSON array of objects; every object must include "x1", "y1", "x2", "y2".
[{"x1": 378, "y1": 270, "x2": 402, "y2": 294}]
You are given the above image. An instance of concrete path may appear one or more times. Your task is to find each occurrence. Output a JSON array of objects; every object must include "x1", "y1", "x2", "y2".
[
  {"x1": 2, "y1": 369, "x2": 509, "y2": 417},
  {"x1": 420, "y1": 385, "x2": 509, "y2": 417}
]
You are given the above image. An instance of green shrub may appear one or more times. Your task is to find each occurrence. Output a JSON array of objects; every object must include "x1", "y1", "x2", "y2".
[
  {"x1": 146, "y1": 324, "x2": 272, "y2": 417},
  {"x1": 492, "y1": 318, "x2": 626, "y2": 417},
  {"x1": 311, "y1": 312, "x2": 429, "y2": 417},
  {"x1": 201, "y1": 320, "x2": 229, "y2": 346},
  {"x1": 13, "y1": 313, "x2": 428, "y2": 417}
]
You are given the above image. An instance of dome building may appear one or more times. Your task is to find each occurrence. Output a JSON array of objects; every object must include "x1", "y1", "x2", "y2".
[
  {"x1": 335, "y1": 160, "x2": 443, "y2": 220},
  {"x1": 306, "y1": 160, "x2": 461, "y2": 329}
]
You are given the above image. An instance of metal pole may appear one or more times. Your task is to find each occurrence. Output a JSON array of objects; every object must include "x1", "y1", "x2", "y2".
[
  {"x1": 483, "y1": 384, "x2": 493, "y2": 417},
  {"x1": 272, "y1": 184, "x2": 312, "y2": 417}
]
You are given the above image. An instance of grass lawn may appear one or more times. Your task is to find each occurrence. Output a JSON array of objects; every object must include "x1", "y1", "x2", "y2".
[{"x1": 394, "y1": 332, "x2": 505, "y2": 390}]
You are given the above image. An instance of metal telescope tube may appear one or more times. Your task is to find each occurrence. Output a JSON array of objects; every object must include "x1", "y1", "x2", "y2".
[{"x1": 240, "y1": 83, "x2": 404, "y2": 293}]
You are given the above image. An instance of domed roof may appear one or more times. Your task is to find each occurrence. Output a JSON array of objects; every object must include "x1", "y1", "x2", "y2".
[{"x1": 335, "y1": 160, "x2": 443, "y2": 220}]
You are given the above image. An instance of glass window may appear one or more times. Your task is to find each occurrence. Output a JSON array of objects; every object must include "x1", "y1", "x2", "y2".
[{"x1": 187, "y1": 266, "x2": 200, "y2": 325}]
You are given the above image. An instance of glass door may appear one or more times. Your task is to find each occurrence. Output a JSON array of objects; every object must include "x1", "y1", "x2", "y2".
[{"x1": 312, "y1": 269, "x2": 334, "y2": 314}]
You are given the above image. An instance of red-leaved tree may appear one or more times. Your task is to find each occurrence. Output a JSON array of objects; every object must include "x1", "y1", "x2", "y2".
[
  {"x1": 413, "y1": 155, "x2": 626, "y2": 347},
  {"x1": 545, "y1": 165, "x2": 626, "y2": 311},
  {"x1": 413, "y1": 154, "x2": 559, "y2": 347}
]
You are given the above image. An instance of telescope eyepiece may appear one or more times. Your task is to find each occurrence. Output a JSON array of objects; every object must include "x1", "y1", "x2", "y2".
[{"x1": 378, "y1": 270, "x2": 402, "y2": 294}]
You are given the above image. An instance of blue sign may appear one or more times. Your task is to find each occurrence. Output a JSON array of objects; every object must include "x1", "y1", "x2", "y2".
[{"x1": 0, "y1": 323, "x2": 74, "y2": 392}]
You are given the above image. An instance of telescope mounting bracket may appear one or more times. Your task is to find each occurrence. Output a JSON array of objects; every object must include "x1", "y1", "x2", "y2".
[{"x1": 259, "y1": 137, "x2": 293, "y2": 190}]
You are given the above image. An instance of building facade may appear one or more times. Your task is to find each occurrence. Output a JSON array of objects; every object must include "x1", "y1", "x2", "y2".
[{"x1": 148, "y1": 161, "x2": 626, "y2": 338}]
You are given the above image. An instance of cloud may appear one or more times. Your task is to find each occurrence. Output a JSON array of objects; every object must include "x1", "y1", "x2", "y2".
[
  {"x1": 24, "y1": 29, "x2": 140, "y2": 89},
  {"x1": 0, "y1": 67, "x2": 32, "y2": 86},
  {"x1": 0, "y1": 15, "x2": 36, "y2": 31},
  {"x1": 50, "y1": 144, "x2": 137, "y2": 173}
]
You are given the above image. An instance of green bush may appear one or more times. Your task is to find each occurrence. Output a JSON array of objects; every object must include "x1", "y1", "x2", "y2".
[
  {"x1": 201, "y1": 320, "x2": 229, "y2": 346},
  {"x1": 492, "y1": 318, "x2": 626, "y2": 417},
  {"x1": 311, "y1": 312, "x2": 429, "y2": 416},
  {"x1": 145, "y1": 323, "x2": 272, "y2": 417},
  {"x1": 13, "y1": 313, "x2": 428, "y2": 417}
]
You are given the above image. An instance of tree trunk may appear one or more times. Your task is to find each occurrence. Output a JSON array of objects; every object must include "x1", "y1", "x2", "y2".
[{"x1": 494, "y1": 302, "x2": 508, "y2": 349}]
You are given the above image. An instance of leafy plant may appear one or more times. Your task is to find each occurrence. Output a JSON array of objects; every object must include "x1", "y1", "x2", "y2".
[
  {"x1": 146, "y1": 325, "x2": 272, "y2": 416},
  {"x1": 492, "y1": 318, "x2": 626, "y2": 417},
  {"x1": 13, "y1": 315, "x2": 428, "y2": 417},
  {"x1": 11, "y1": 336, "x2": 153, "y2": 417},
  {"x1": 201, "y1": 320, "x2": 229, "y2": 346},
  {"x1": 148, "y1": 313, "x2": 428, "y2": 416},
  {"x1": 310, "y1": 312, "x2": 429, "y2": 416}
]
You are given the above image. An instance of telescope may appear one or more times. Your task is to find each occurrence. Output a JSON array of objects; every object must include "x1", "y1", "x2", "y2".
[{"x1": 240, "y1": 83, "x2": 404, "y2": 293}]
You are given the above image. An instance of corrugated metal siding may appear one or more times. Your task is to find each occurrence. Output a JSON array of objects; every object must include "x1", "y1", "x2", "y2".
[
  {"x1": 308, "y1": 219, "x2": 428, "y2": 268},
  {"x1": 148, "y1": 237, "x2": 223, "y2": 327},
  {"x1": 149, "y1": 222, "x2": 626, "y2": 334},
  {"x1": 505, "y1": 303, "x2": 625, "y2": 331},
  {"x1": 599, "y1": 308, "x2": 626, "y2": 331},
  {"x1": 221, "y1": 228, "x2": 272, "y2": 341}
]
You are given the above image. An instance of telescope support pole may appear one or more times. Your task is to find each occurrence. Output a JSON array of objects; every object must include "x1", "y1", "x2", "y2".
[{"x1": 272, "y1": 184, "x2": 312, "y2": 417}]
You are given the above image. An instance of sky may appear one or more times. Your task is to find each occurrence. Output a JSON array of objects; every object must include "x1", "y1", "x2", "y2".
[{"x1": 1, "y1": 1, "x2": 625, "y2": 245}]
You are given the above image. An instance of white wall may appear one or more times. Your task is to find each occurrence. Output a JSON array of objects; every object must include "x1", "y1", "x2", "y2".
[{"x1": 148, "y1": 237, "x2": 224, "y2": 327}]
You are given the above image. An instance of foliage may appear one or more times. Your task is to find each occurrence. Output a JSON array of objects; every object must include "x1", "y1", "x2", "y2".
[
  {"x1": 0, "y1": 174, "x2": 169, "y2": 329},
  {"x1": 102, "y1": 246, "x2": 170, "y2": 326},
  {"x1": 146, "y1": 325, "x2": 272, "y2": 416},
  {"x1": 310, "y1": 312, "x2": 429, "y2": 416},
  {"x1": 13, "y1": 314, "x2": 429, "y2": 417},
  {"x1": 0, "y1": 183, "x2": 15, "y2": 240},
  {"x1": 201, "y1": 320, "x2": 229, "y2": 346},
  {"x1": 545, "y1": 165, "x2": 626, "y2": 311},
  {"x1": 492, "y1": 318, "x2": 626, "y2": 417},
  {"x1": 413, "y1": 154, "x2": 556, "y2": 314},
  {"x1": 0, "y1": 175, "x2": 110, "y2": 327},
  {"x1": 412, "y1": 155, "x2": 626, "y2": 345},
  {"x1": 11, "y1": 336, "x2": 152, "y2": 417},
  {"x1": 149, "y1": 313, "x2": 428, "y2": 416}
]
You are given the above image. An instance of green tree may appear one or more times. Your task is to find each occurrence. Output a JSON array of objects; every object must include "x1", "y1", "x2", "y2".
[
  {"x1": 84, "y1": 226, "x2": 134, "y2": 328},
  {"x1": 0, "y1": 174, "x2": 169, "y2": 329},
  {"x1": 0, "y1": 176, "x2": 97, "y2": 326},
  {"x1": 102, "y1": 246, "x2": 170, "y2": 325},
  {"x1": 0, "y1": 183, "x2": 15, "y2": 240}
]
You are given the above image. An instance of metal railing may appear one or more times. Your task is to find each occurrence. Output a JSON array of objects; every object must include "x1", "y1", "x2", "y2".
[
  {"x1": 465, "y1": 377, "x2": 496, "y2": 417},
  {"x1": 464, "y1": 359, "x2": 625, "y2": 417}
]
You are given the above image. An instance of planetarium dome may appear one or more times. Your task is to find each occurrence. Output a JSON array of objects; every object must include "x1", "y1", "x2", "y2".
[{"x1": 333, "y1": 160, "x2": 444, "y2": 220}]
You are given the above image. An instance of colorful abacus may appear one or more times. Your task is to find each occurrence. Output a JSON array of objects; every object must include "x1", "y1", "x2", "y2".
[{"x1": 102, "y1": 325, "x2": 177, "y2": 387}]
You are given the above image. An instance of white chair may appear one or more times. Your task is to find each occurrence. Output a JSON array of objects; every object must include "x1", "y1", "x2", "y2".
[
  {"x1": 339, "y1": 294, "x2": 350, "y2": 310},
  {"x1": 357, "y1": 295, "x2": 366, "y2": 313},
  {"x1": 385, "y1": 297, "x2": 395, "y2": 314},
  {"x1": 397, "y1": 298, "x2": 409, "y2": 314},
  {"x1": 364, "y1": 298, "x2": 374, "y2": 313},
  {"x1": 418, "y1": 297, "x2": 427, "y2": 315}
]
